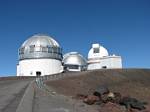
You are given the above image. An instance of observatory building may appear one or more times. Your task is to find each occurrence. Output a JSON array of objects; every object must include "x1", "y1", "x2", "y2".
[
  {"x1": 17, "y1": 34, "x2": 123, "y2": 76},
  {"x1": 17, "y1": 34, "x2": 63, "y2": 76},
  {"x1": 87, "y1": 43, "x2": 122, "y2": 70},
  {"x1": 63, "y1": 52, "x2": 87, "y2": 71}
]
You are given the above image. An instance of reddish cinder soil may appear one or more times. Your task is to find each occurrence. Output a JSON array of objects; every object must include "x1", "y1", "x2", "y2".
[{"x1": 46, "y1": 69, "x2": 150, "y2": 103}]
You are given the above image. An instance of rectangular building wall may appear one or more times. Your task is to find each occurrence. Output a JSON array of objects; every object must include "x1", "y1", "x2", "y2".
[
  {"x1": 100, "y1": 56, "x2": 122, "y2": 69},
  {"x1": 87, "y1": 56, "x2": 122, "y2": 70}
]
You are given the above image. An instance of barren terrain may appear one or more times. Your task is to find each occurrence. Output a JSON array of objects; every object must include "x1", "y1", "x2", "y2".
[{"x1": 46, "y1": 69, "x2": 150, "y2": 111}]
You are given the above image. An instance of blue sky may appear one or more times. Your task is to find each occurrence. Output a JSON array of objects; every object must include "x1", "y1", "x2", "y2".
[{"x1": 0, "y1": 0, "x2": 150, "y2": 76}]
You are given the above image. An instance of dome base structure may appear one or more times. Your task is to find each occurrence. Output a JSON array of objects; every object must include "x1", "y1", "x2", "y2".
[
  {"x1": 17, "y1": 59, "x2": 63, "y2": 76},
  {"x1": 87, "y1": 56, "x2": 122, "y2": 70}
]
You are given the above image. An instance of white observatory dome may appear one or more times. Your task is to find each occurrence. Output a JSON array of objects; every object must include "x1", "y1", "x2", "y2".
[
  {"x1": 19, "y1": 34, "x2": 62, "y2": 60},
  {"x1": 88, "y1": 43, "x2": 109, "y2": 59},
  {"x1": 63, "y1": 52, "x2": 87, "y2": 71}
]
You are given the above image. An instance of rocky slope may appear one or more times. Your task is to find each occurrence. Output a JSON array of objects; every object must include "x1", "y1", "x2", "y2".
[{"x1": 46, "y1": 69, "x2": 150, "y2": 112}]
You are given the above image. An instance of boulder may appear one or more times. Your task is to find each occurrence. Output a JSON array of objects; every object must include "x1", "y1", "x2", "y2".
[
  {"x1": 83, "y1": 95, "x2": 100, "y2": 105},
  {"x1": 94, "y1": 86, "x2": 109, "y2": 96}
]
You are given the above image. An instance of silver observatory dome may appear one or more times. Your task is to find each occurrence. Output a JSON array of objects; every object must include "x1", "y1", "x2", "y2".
[
  {"x1": 19, "y1": 34, "x2": 62, "y2": 60},
  {"x1": 63, "y1": 52, "x2": 87, "y2": 66}
]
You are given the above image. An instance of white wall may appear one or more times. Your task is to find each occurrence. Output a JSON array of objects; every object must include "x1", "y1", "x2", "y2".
[
  {"x1": 17, "y1": 59, "x2": 63, "y2": 76},
  {"x1": 17, "y1": 64, "x2": 20, "y2": 76},
  {"x1": 109, "y1": 57, "x2": 122, "y2": 68},
  {"x1": 87, "y1": 56, "x2": 122, "y2": 70}
]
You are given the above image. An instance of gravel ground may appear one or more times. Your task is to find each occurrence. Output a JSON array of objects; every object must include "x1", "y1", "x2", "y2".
[
  {"x1": 33, "y1": 83, "x2": 100, "y2": 112},
  {"x1": 0, "y1": 69, "x2": 149, "y2": 112},
  {"x1": 46, "y1": 69, "x2": 150, "y2": 112}
]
